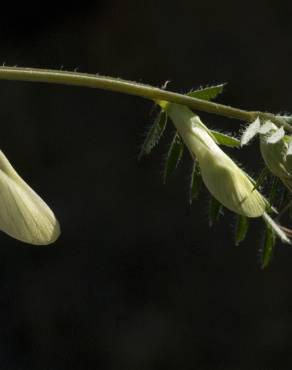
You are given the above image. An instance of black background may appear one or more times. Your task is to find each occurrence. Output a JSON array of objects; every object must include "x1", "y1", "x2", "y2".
[{"x1": 0, "y1": 1, "x2": 292, "y2": 369}]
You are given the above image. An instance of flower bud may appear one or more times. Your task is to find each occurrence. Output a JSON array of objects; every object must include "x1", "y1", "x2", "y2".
[
  {"x1": 259, "y1": 123, "x2": 292, "y2": 191},
  {"x1": 0, "y1": 151, "x2": 60, "y2": 245},
  {"x1": 164, "y1": 103, "x2": 268, "y2": 217}
]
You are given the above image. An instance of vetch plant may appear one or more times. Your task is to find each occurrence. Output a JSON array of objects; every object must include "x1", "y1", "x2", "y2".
[{"x1": 0, "y1": 66, "x2": 291, "y2": 267}]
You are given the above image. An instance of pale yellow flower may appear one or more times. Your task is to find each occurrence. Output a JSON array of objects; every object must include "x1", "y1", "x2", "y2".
[
  {"x1": 164, "y1": 103, "x2": 268, "y2": 217},
  {"x1": 0, "y1": 151, "x2": 60, "y2": 245}
]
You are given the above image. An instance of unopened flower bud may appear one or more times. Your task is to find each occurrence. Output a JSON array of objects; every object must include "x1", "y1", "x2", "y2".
[
  {"x1": 259, "y1": 122, "x2": 292, "y2": 191},
  {"x1": 0, "y1": 151, "x2": 60, "y2": 245}
]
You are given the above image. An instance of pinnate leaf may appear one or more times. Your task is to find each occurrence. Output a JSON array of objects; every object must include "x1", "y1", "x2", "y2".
[
  {"x1": 210, "y1": 130, "x2": 240, "y2": 147},
  {"x1": 209, "y1": 196, "x2": 223, "y2": 227},
  {"x1": 268, "y1": 176, "x2": 279, "y2": 205},
  {"x1": 235, "y1": 215, "x2": 249, "y2": 246},
  {"x1": 139, "y1": 110, "x2": 167, "y2": 159},
  {"x1": 252, "y1": 167, "x2": 269, "y2": 191},
  {"x1": 261, "y1": 226, "x2": 276, "y2": 269},
  {"x1": 189, "y1": 162, "x2": 202, "y2": 204},
  {"x1": 163, "y1": 132, "x2": 184, "y2": 183},
  {"x1": 187, "y1": 84, "x2": 225, "y2": 101}
]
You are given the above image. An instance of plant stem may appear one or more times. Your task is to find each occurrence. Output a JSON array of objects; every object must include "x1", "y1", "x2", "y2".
[
  {"x1": 279, "y1": 225, "x2": 292, "y2": 238},
  {"x1": 276, "y1": 199, "x2": 292, "y2": 221},
  {"x1": 0, "y1": 66, "x2": 291, "y2": 132}
]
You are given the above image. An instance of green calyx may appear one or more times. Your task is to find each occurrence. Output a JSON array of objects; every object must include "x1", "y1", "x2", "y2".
[{"x1": 259, "y1": 123, "x2": 292, "y2": 192}]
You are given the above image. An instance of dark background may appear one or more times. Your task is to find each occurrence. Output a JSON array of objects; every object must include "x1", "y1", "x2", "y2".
[{"x1": 0, "y1": 1, "x2": 291, "y2": 369}]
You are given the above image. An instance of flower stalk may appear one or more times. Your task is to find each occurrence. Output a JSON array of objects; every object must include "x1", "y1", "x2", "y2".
[{"x1": 0, "y1": 66, "x2": 291, "y2": 132}]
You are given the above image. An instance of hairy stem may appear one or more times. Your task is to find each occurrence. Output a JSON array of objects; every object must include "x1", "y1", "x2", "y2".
[{"x1": 0, "y1": 66, "x2": 291, "y2": 132}]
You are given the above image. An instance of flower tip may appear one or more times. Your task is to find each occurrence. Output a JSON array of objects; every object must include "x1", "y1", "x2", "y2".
[
  {"x1": 0, "y1": 150, "x2": 61, "y2": 246},
  {"x1": 28, "y1": 216, "x2": 61, "y2": 246}
]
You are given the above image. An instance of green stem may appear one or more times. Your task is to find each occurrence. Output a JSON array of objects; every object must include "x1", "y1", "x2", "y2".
[
  {"x1": 0, "y1": 66, "x2": 291, "y2": 132},
  {"x1": 276, "y1": 199, "x2": 292, "y2": 221}
]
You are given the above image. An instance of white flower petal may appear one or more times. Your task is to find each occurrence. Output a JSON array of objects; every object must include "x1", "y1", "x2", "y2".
[
  {"x1": 267, "y1": 127, "x2": 285, "y2": 144},
  {"x1": 258, "y1": 120, "x2": 277, "y2": 134},
  {"x1": 240, "y1": 117, "x2": 261, "y2": 146},
  {"x1": 0, "y1": 151, "x2": 60, "y2": 245}
]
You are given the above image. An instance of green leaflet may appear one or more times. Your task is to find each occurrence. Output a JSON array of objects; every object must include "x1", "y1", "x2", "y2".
[
  {"x1": 252, "y1": 167, "x2": 269, "y2": 191},
  {"x1": 187, "y1": 84, "x2": 226, "y2": 101},
  {"x1": 210, "y1": 130, "x2": 240, "y2": 148},
  {"x1": 235, "y1": 215, "x2": 249, "y2": 246},
  {"x1": 189, "y1": 162, "x2": 202, "y2": 204},
  {"x1": 187, "y1": 84, "x2": 237, "y2": 149},
  {"x1": 279, "y1": 186, "x2": 290, "y2": 211},
  {"x1": 268, "y1": 176, "x2": 279, "y2": 205},
  {"x1": 163, "y1": 132, "x2": 184, "y2": 183},
  {"x1": 139, "y1": 110, "x2": 167, "y2": 159},
  {"x1": 209, "y1": 196, "x2": 223, "y2": 227},
  {"x1": 262, "y1": 212, "x2": 290, "y2": 244},
  {"x1": 261, "y1": 226, "x2": 276, "y2": 269}
]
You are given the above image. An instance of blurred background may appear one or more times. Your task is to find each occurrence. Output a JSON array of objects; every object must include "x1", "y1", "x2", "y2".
[{"x1": 0, "y1": 0, "x2": 291, "y2": 369}]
